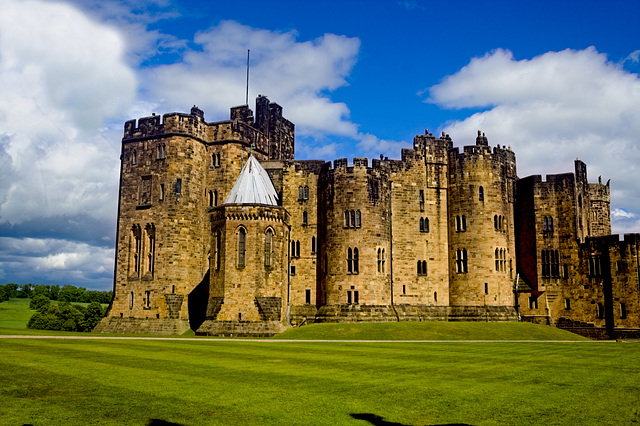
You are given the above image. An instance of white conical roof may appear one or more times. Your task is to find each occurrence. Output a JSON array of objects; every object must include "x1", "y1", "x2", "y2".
[{"x1": 224, "y1": 155, "x2": 279, "y2": 205}]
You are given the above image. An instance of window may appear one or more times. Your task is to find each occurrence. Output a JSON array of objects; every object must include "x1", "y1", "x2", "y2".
[
  {"x1": 434, "y1": 292, "x2": 437, "y2": 303},
  {"x1": 304, "y1": 186, "x2": 309, "y2": 200},
  {"x1": 347, "y1": 247, "x2": 358, "y2": 274},
  {"x1": 621, "y1": 303, "x2": 627, "y2": 319},
  {"x1": 565, "y1": 298, "x2": 571, "y2": 310},
  {"x1": 156, "y1": 143, "x2": 166, "y2": 160},
  {"x1": 353, "y1": 248, "x2": 359, "y2": 274},
  {"x1": 298, "y1": 186, "x2": 304, "y2": 201},
  {"x1": 350, "y1": 210, "x2": 355, "y2": 228},
  {"x1": 417, "y1": 260, "x2": 427, "y2": 275},
  {"x1": 311, "y1": 236, "x2": 316, "y2": 254},
  {"x1": 264, "y1": 229, "x2": 273, "y2": 267},
  {"x1": 562, "y1": 264, "x2": 569, "y2": 279},
  {"x1": 132, "y1": 150, "x2": 137, "y2": 165},
  {"x1": 355, "y1": 210, "x2": 361, "y2": 227},
  {"x1": 144, "y1": 290, "x2": 151, "y2": 309},
  {"x1": 208, "y1": 190, "x2": 214, "y2": 207},
  {"x1": 378, "y1": 248, "x2": 386, "y2": 273},
  {"x1": 419, "y1": 189, "x2": 424, "y2": 203},
  {"x1": 213, "y1": 190, "x2": 218, "y2": 206},
  {"x1": 214, "y1": 230, "x2": 221, "y2": 271},
  {"x1": 456, "y1": 215, "x2": 467, "y2": 232},
  {"x1": 495, "y1": 248, "x2": 506, "y2": 272},
  {"x1": 479, "y1": 186, "x2": 484, "y2": 201},
  {"x1": 296, "y1": 240, "x2": 301, "y2": 258},
  {"x1": 456, "y1": 249, "x2": 468, "y2": 273},
  {"x1": 305, "y1": 289, "x2": 311, "y2": 304},
  {"x1": 237, "y1": 227, "x2": 246, "y2": 268},
  {"x1": 160, "y1": 184, "x2": 165, "y2": 201},
  {"x1": 290, "y1": 265, "x2": 296, "y2": 275},
  {"x1": 290, "y1": 240, "x2": 300, "y2": 258},
  {"x1": 589, "y1": 256, "x2": 602, "y2": 277},
  {"x1": 175, "y1": 178, "x2": 182, "y2": 195},
  {"x1": 130, "y1": 291, "x2": 134, "y2": 309},
  {"x1": 344, "y1": 211, "x2": 350, "y2": 227},
  {"x1": 131, "y1": 225, "x2": 141, "y2": 276},
  {"x1": 146, "y1": 224, "x2": 155, "y2": 275},
  {"x1": 302, "y1": 211, "x2": 308, "y2": 226},
  {"x1": 462, "y1": 215, "x2": 466, "y2": 231},
  {"x1": 420, "y1": 217, "x2": 429, "y2": 232},
  {"x1": 529, "y1": 297, "x2": 538, "y2": 309},
  {"x1": 484, "y1": 283, "x2": 489, "y2": 294},
  {"x1": 347, "y1": 290, "x2": 359, "y2": 304},
  {"x1": 597, "y1": 302, "x2": 604, "y2": 319}
]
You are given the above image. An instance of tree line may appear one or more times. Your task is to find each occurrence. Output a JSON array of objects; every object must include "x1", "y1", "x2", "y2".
[
  {"x1": 27, "y1": 295, "x2": 105, "y2": 332},
  {"x1": 0, "y1": 283, "x2": 112, "y2": 304}
]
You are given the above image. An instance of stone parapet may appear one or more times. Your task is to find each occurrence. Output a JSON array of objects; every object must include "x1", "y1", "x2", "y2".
[
  {"x1": 93, "y1": 317, "x2": 190, "y2": 335},
  {"x1": 195, "y1": 320, "x2": 288, "y2": 337}
]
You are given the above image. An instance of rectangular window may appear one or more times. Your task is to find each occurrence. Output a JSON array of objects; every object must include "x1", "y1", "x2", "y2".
[
  {"x1": 419, "y1": 190, "x2": 424, "y2": 203},
  {"x1": 620, "y1": 303, "x2": 627, "y2": 319},
  {"x1": 565, "y1": 298, "x2": 571, "y2": 310},
  {"x1": 144, "y1": 290, "x2": 151, "y2": 309},
  {"x1": 347, "y1": 291, "x2": 352, "y2": 304},
  {"x1": 484, "y1": 283, "x2": 488, "y2": 295},
  {"x1": 305, "y1": 289, "x2": 311, "y2": 304},
  {"x1": 529, "y1": 297, "x2": 538, "y2": 310},
  {"x1": 160, "y1": 184, "x2": 165, "y2": 201},
  {"x1": 354, "y1": 291, "x2": 359, "y2": 304},
  {"x1": 290, "y1": 265, "x2": 296, "y2": 275},
  {"x1": 175, "y1": 178, "x2": 182, "y2": 194}
]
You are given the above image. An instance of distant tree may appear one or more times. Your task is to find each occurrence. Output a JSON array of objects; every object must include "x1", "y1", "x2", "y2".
[
  {"x1": 27, "y1": 312, "x2": 49, "y2": 329},
  {"x1": 29, "y1": 294, "x2": 51, "y2": 313},
  {"x1": 81, "y1": 302, "x2": 105, "y2": 331},
  {"x1": 49, "y1": 284, "x2": 60, "y2": 300},
  {"x1": 33, "y1": 285, "x2": 50, "y2": 298},
  {"x1": 0, "y1": 285, "x2": 10, "y2": 302},
  {"x1": 5, "y1": 283, "x2": 19, "y2": 298},
  {"x1": 17, "y1": 283, "x2": 35, "y2": 298}
]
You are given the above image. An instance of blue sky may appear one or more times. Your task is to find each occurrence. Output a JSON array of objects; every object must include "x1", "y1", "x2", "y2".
[{"x1": 0, "y1": 0, "x2": 639, "y2": 290}]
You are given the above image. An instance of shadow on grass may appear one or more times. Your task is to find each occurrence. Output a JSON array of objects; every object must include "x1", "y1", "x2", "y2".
[
  {"x1": 350, "y1": 413, "x2": 473, "y2": 426},
  {"x1": 148, "y1": 419, "x2": 185, "y2": 426}
]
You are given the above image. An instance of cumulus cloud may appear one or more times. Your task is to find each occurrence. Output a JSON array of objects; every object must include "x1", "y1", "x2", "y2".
[
  {"x1": 0, "y1": 0, "x2": 136, "y2": 288},
  {"x1": 0, "y1": 0, "x2": 136, "y2": 227},
  {"x1": 0, "y1": 237, "x2": 114, "y2": 289},
  {"x1": 425, "y1": 47, "x2": 640, "y2": 234},
  {"x1": 141, "y1": 20, "x2": 361, "y2": 143}
]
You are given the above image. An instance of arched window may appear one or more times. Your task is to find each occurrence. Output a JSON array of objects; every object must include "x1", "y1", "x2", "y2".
[
  {"x1": 347, "y1": 248, "x2": 353, "y2": 274},
  {"x1": 456, "y1": 216, "x2": 461, "y2": 232},
  {"x1": 208, "y1": 191, "x2": 214, "y2": 207},
  {"x1": 264, "y1": 229, "x2": 273, "y2": 267},
  {"x1": 479, "y1": 186, "x2": 484, "y2": 201},
  {"x1": 353, "y1": 248, "x2": 359, "y2": 274},
  {"x1": 345, "y1": 211, "x2": 350, "y2": 227},
  {"x1": 417, "y1": 261, "x2": 421, "y2": 275},
  {"x1": 302, "y1": 211, "x2": 308, "y2": 225},
  {"x1": 298, "y1": 186, "x2": 304, "y2": 201},
  {"x1": 296, "y1": 240, "x2": 301, "y2": 257},
  {"x1": 494, "y1": 215, "x2": 498, "y2": 230},
  {"x1": 216, "y1": 153, "x2": 221, "y2": 167},
  {"x1": 462, "y1": 215, "x2": 467, "y2": 231},
  {"x1": 543, "y1": 216, "x2": 548, "y2": 232},
  {"x1": 213, "y1": 190, "x2": 218, "y2": 206},
  {"x1": 350, "y1": 210, "x2": 355, "y2": 228},
  {"x1": 132, "y1": 150, "x2": 137, "y2": 165},
  {"x1": 434, "y1": 291, "x2": 438, "y2": 303},
  {"x1": 355, "y1": 210, "x2": 361, "y2": 227},
  {"x1": 304, "y1": 186, "x2": 309, "y2": 200},
  {"x1": 237, "y1": 228, "x2": 246, "y2": 268},
  {"x1": 549, "y1": 217, "x2": 553, "y2": 232},
  {"x1": 420, "y1": 218, "x2": 424, "y2": 232},
  {"x1": 423, "y1": 218, "x2": 429, "y2": 233}
]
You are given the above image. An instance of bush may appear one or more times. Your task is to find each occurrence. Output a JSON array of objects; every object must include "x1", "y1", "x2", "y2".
[
  {"x1": 29, "y1": 295, "x2": 51, "y2": 313},
  {"x1": 26, "y1": 300, "x2": 106, "y2": 332}
]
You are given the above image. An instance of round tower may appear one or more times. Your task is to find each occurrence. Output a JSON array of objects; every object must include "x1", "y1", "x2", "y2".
[
  {"x1": 317, "y1": 158, "x2": 392, "y2": 321},
  {"x1": 447, "y1": 132, "x2": 517, "y2": 310}
]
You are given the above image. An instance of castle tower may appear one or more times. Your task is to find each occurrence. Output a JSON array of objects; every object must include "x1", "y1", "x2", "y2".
[
  {"x1": 316, "y1": 157, "x2": 394, "y2": 321},
  {"x1": 447, "y1": 132, "x2": 517, "y2": 309},
  {"x1": 196, "y1": 156, "x2": 290, "y2": 336}
]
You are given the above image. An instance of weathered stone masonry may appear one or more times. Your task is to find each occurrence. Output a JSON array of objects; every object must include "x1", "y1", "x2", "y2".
[{"x1": 95, "y1": 96, "x2": 640, "y2": 336}]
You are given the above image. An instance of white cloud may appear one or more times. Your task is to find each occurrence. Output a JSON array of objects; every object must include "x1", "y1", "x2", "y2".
[
  {"x1": 0, "y1": 0, "x2": 136, "y2": 227},
  {"x1": 141, "y1": 20, "x2": 361, "y2": 139},
  {"x1": 426, "y1": 47, "x2": 640, "y2": 234},
  {"x1": 356, "y1": 133, "x2": 411, "y2": 159}
]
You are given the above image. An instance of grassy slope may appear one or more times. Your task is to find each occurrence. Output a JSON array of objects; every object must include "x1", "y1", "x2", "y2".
[
  {"x1": 0, "y1": 298, "x2": 108, "y2": 331},
  {"x1": 0, "y1": 338, "x2": 638, "y2": 425},
  {"x1": 274, "y1": 321, "x2": 589, "y2": 341}
]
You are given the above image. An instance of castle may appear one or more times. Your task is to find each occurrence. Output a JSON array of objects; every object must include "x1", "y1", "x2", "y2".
[{"x1": 95, "y1": 96, "x2": 640, "y2": 337}]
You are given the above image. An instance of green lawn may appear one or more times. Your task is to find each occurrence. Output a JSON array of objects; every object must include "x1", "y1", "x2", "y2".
[
  {"x1": 275, "y1": 321, "x2": 589, "y2": 340},
  {"x1": 0, "y1": 337, "x2": 638, "y2": 425}
]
